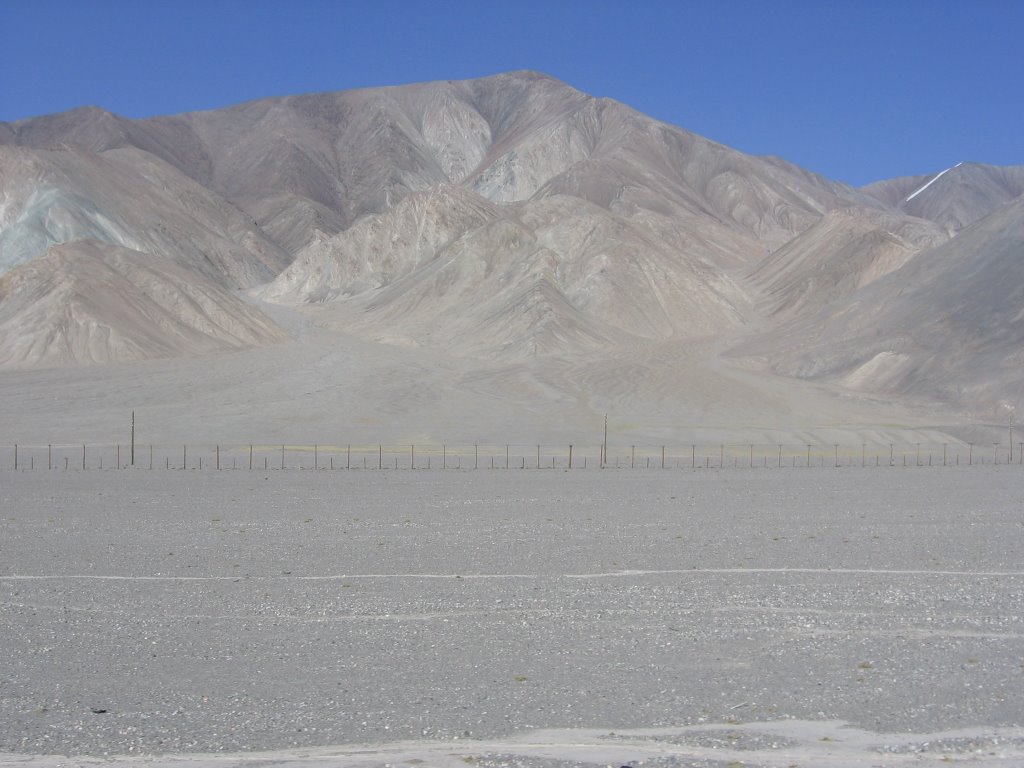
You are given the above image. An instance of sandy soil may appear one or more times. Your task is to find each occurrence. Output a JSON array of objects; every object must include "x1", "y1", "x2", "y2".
[{"x1": 0, "y1": 301, "x2": 992, "y2": 451}]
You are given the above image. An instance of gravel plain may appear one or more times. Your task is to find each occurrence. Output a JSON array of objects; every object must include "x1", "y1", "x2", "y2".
[{"x1": 1, "y1": 466, "x2": 1023, "y2": 767}]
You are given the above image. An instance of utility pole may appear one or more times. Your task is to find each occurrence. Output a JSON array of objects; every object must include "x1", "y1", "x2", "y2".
[{"x1": 603, "y1": 413, "x2": 608, "y2": 468}]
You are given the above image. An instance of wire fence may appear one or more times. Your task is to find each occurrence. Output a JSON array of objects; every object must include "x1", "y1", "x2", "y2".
[{"x1": 2, "y1": 441, "x2": 1023, "y2": 471}]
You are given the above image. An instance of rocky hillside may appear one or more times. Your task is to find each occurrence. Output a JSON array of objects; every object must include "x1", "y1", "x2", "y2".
[{"x1": 1, "y1": 71, "x2": 1021, "y2": 418}]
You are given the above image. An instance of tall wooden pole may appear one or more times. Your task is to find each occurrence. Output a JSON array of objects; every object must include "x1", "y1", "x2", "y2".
[{"x1": 603, "y1": 413, "x2": 608, "y2": 467}]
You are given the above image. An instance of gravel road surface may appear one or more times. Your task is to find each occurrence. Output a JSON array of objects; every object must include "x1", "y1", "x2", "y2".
[{"x1": 1, "y1": 466, "x2": 1022, "y2": 766}]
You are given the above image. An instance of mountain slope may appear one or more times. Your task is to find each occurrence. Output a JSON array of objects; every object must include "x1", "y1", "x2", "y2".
[
  {"x1": 735, "y1": 196, "x2": 1024, "y2": 411},
  {"x1": 862, "y1": 162, "x2": 1024, "y2": 235},
  {"x1": 0, "y1": 145, "x2": 289, "y2": 287},
  {"x1": 0, "y1": 239, "x2": 286, "y2": 369},
  {"x1": 1, "y1": 71, "x2": 1021, "y2": 426},
  {"x1": 2, "y1": 72, "x2": 884, "y2": 260},
  {"x1": 319, "y1": 193, "x2": 754, "y2": 358},
  {"x1": 748, "y1": 207, "x2": 947, "y2": 320}
]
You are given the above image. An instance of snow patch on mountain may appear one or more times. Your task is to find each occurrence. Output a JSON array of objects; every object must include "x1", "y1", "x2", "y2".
[{"x1": 905, "y1": 162, "x2": 962, "y2": 202}]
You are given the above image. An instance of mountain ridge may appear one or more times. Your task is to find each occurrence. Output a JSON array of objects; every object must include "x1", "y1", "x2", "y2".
[{"x1": 1, "y1": 70, "x2": 1021, "y2": 431}]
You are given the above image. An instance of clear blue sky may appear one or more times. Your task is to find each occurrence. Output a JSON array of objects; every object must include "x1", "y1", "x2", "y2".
[{"x1": 2, "y1": 0, "x2": 1021, "y2": 186}]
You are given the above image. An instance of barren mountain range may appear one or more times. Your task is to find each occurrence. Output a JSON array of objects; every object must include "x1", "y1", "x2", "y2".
[{"x1": 0, "y1": 71, "x2": 1021, "y2": 443}]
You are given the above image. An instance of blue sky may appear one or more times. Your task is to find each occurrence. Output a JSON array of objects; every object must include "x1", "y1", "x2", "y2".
[{"x1": 2, "y1": 0, "x2": 1021, "y2": 186}]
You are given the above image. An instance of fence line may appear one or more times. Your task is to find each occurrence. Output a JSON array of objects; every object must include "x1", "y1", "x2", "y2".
[{"x1": 2, "y1": 441, "x2": 1023, "y2": 471}]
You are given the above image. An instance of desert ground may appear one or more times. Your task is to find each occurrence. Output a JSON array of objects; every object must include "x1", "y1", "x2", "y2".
[{"x1": 1, "y1": 465, "x2": 1023, "y2": 767}]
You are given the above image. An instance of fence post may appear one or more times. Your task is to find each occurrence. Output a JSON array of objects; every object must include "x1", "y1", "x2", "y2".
[
  {"x1": 969, "y1": 443, "x2": 973, "y2": 466},
  {"x1": 475, "y1": 444, "x2": 478, "y2": 470},
  {"x1": 347, "y1": 444, "x2": 351, "y2": 470},
  {"x1": 150, "y1": 444, "x2": 153, "y2": 470},
  {"x1": 806, "y1": 444, "x2": 811, "y2": 467},
  {"x1": 631, "y1": 445, "x2": 635, "y2": 469},
  {"x1": 314, "y1": 444, "x2": 318, "y2": 470},
  {"x1": 411, "y1": 444, "x2": 415, "y2": 469},
  {"x1": 14, "y1": 444, "x2": 17, "y2": 471},
  {"x1": 661, "y1": 446, "x2": 665, "y2": 469},
  {"x1": 506, "y1": 444, "x2": 510, "y2": 469},
  {"x1": 217, "y1": 445, "x2": 220, "y2": 471},
  {"x1": 379, "y1": 445, "x2": 383, "y2": 470},
  {"x1": 692, "y1": 444, "x2": 696, "y2": 468},
  {"x1": 183, "y1": 445, "x2": 187, "y2": 470},
  {"x1": 48, "y1": 444, "x2": 52, "y2": 471},
  {"x1": 442, "y1": 444, "x2": 446, "y2": 470},
  {"x1": 250, "y1": 444, "x2": 253, "y2": 470},
  {"x1": 778, "y1": 444, "x2": 783, "y2": 468},
  {"x1": 83, "y1": 444, "x2": 86, "y2": 471},
  {"x1": 282, "y1": 445, "x2": 285, "y2": 470},
  {"x1": 568, "y1": 445, "x2": 573, "y2": 469}
]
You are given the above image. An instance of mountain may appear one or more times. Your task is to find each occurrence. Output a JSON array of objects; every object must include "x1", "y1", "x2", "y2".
[
  {"x1": 0, "y1": 71, "x2": 1022, "y2": 438},
  {"x1": 0, "y1": 239, "x2": 286, "y2": 369},
  {"x1": 0, "y1": 144, "x2": 289, "y2": 287},
  {"x1": 861, "y1": 162, "x2": 1024, "y2": 235},
  {"x1": 747, "y1": 207, "x2": 947, "y2": 321},
  {"x1": 733, "y1": 196, "x2": 1024, "y2": 410},
  {"x1": 1, "y1": 71, "x2": 888, "y2": 367}
]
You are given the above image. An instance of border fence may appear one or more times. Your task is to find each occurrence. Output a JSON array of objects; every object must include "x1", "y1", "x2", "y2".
[{"x1": 2, "y1": 441, "x2": 1023, "y2": 471}]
